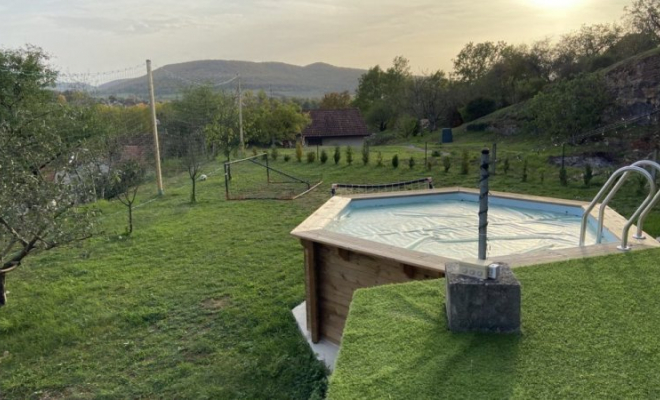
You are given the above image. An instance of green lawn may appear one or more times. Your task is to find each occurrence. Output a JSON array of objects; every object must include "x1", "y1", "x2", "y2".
[
  {"x1": 1, "y1": 132, "x2": 659, "y2": 398},
  {"x1": 329, "y1": 248, "x2": 660, "y2": 399}
]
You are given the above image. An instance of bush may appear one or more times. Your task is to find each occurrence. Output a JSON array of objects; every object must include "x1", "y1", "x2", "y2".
[
  {"x1": 559, "y1": 167, "x2": 568, "y2": 186},
  {"x1": 306, "y1": 151, "x2": 316, "y2": 163},
  {"x1": 443, "y1": 156, "x2": 451, "y2": 173},
  {"x1": 346, "y1": 146, "x2": 354, "y2": 165},
  {"x1": 432, "y1": 150, "x2": 441, "y2": 157},
  {"x1": 463, "y1": 97, "x2": 496, "y2": 122},
  {"x1": 584, "y1": 164, "x2": 593, "y2": 186},
  {"x1": 376, "y1": 151, "x2": 383, "y2": 167},
  {"x1": 408, "y1": 156, "x2": 415, "y2": 169},
  {"x1": 295, "y1": 141, "x2": 303, "y2": 162},
  {"x1": 522, "y1": 159, "x2": 528, "y2": 182},
  {"x1": 466, "y1": 123, "x2": 490, "y2": 132},
  {"x1": 333, "y1": 146, "x2": 341, "y2": 165},
  {"x1": 392, "y1": 154, "x2": 399, "y2": 169},
  {"x1": 361, "y1": 144, "x2": 370, "y2": 165},
  {"x1": 270, "y1": 146, "x2": 278, "y2": 161},
  {"x1": 503, "y1": 158, "x2": 510, "y2": 175},
  {"x1": 252, "y1": 147, "x2": 258, "y2": 156},
  {"x1": 283, "y1": 154, "x2": 291, "y2": 162},
  {"x1": 320, "y1": 149, "x2": 328, "y2": 164},
  {"x1": 460, "y1": 150, "x2": 469, "y2": 175}
]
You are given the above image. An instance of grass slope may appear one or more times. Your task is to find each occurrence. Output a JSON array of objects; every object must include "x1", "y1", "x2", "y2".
[{"x1": 329, "y1": 248, "x2": 660, "y2": 399}]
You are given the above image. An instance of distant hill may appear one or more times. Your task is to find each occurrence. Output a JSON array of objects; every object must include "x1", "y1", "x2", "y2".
[{"x1": 95, "y1": 60, "x2": 366, "y2": 99}]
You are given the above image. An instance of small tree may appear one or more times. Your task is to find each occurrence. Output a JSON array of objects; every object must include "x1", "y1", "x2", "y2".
[
  {"x1": 503, "y1": 158, "x2": 510, "y2": 175},
  {"x1": 409, "y1": 156, "x2": 415, "y2": 169},
  {"x1": 584, "y1": 164, "x2": 593, "y2": 186},
  {"x1": 443, "y1": 156, "x2": 451, "y2": 173},
  {"x1": 346, "y1": 146, "x2": 354, "y2": 165},
  {"x1": 376, "y1": 151, "x2": 384, "y2": 167},
  {"x1": 307, "y1": 151, "x2": 316, "y2": 163},
  {"x1": 320, "y1": 149, "x2": 328, "y2": 164},
  {"x1": 295, "y1": 141, "x2": 303, "y2": 162},
  {"x1": 392, "y1": 154, "x2": 399, "y2": 169},
  {"x1": 270, "y1": 146, "x2": 279, "y2": 161},
  {"x1": 183, "y1": 131, "x2": 206, "y2": 204},
  {"x1": 460, "y1": 150, "x2": 469, "y2": 175},
  {"x1": 362, "y1": 144, "x2": 370, "y2": 165},
  {"x1": 333, "y1": 146, "x2": 341, "y2": 165},
  {"x1": 522, "y1": 159, "x2": 528, "y2": 182},
  {"x1": 283, "y1": 154, "x2": 291, "y2": 162},
  {"x1": 560, "y1": 167, "x2": 568, "y2": 186},
  {"x1": 112, "y1": 160, "x2": 146, "y2": 235}
]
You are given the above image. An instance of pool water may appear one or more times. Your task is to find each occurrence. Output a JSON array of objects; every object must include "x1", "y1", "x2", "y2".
[{"x1": 325, "y1": 195, "x2": 616, "y2": 259}]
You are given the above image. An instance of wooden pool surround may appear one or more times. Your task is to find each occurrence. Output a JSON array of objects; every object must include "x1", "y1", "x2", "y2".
[{"x1": 291, "y1": 187, "x2": 660, "y2": 344}]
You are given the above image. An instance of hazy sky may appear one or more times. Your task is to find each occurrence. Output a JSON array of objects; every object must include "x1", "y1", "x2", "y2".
[{"x1": 2, "y1": 0, "x2": 632, "y2": 75}]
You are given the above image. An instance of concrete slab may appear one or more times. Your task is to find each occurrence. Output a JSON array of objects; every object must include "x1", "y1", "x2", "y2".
[{"x1": 292, "y1": 301, "x2": 339, "y2": 371}]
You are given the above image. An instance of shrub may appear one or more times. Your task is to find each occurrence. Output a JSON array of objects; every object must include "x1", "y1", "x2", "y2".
[
  {"x1": 408, "y1": 156, "x2": 415, "y2": 169},
  {"x1": 463, "y1": 97, "x2": 496, "y2": 122},
  {"x1": 559, "y1": 167, "x2": 568, "y2": 186},
  {"x1": 333, "y1": 146, "x2": 341, "y2": 165},
  {"x1": 392, "y1": 154, "x2": 399, "y2": 169},
  {"x1": 443, "y1": 156, "x2": 451, "y2": 173},
  {"x1": 427, "y1": 160, "x2": 433, "y2": 170},
  {"x1": 361, "y1": 144, "x2": 370, "y2": 165},
  {"x1": 432, "y1": 150, "x2": 441, "y2": 157},
  {"x1": 503, "y1": 158, "x2": 510, "y2": 175},
  {"x1": 320, "y1": 149, "x2": 328, "y2": 164},
  {"x1": 460, "y1": 150, "x2": 469, "y2": 175},
  {"x1": 270, "y1": 146, "x2": 278, "y2": 161},
  {"x1": 283, "y1": 154, "x2": 291, "y2": 162},
  {"x1": 346, "y1": 146, "x2": 354, "y2": 165},
  {"x1": 522, "y1": 159, "x2": 528, "y2": 182},
  {"x1": 376, "y1": 151, "x2": 383, "y2": 167},
  {"x1": 584, "y1": 164, "x2": 593, "y2": 186},
  {"x1": 295, "y1": 141, "x2": 303, "y2": 162},
  {"x1": 252, "y1": 147, "x2": 258, "y2": 156},
  {"x1": 306, "y1": 151, "x2": 316, "y2": 163}
]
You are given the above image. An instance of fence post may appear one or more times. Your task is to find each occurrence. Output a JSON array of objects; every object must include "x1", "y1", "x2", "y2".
[
  {"x1": 265, "y1": 153, "x2": 270, "y2": 183},
  {"x1": 224, "y1": 162, "x2": 230, "y2": 200},
  {"x1": 479, "y1": 149, "x2": 490, "y2": 261},
  {"x1": 492, "y1": 142, "x2": 497, "y2": 175},
  {"x1": 146, "y1": 59, "x2": 164, "y2": 196}
]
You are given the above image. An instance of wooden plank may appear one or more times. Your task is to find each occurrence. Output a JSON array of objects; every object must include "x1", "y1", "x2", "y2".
[
  {"x1": 317, "y1": 246, "x2": 412, "y2": 282},
  {"x1": 302, "y1": 240, "x2": 320, "y2": 343}
]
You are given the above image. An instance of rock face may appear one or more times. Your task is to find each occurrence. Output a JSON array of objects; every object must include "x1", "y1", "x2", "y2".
[{"x1": 604, "y1": 49, "x2": 660, "y2": 123}]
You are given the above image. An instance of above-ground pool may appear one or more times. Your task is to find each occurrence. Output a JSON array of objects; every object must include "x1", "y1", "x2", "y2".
[
  {"x1": 291, "y1": 187, "x2": 659, "y2": 345},
  {"x1": 324, "y1": 192, "x2": 617, "y2": 259}
]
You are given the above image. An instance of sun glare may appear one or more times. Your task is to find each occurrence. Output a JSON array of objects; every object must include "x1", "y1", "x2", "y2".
[{"x1": 530, "y1": 0, "x2": 581, "y2": 9}]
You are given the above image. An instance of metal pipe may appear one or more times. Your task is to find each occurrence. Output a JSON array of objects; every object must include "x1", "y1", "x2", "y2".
[
  {"x1": 629, "y1": 160, "x2": 660, "y2": 239},
  {"x1": 580, "y1": 166, "x2": 654, "y2": 247},
  {"x1": 478, "y1": 149, "x2": 490, "y2": 260}
]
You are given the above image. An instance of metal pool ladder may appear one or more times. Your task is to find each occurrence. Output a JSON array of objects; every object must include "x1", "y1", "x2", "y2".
[{"x1": 579, "y1": 160, "x2": 660, "y2": 251}]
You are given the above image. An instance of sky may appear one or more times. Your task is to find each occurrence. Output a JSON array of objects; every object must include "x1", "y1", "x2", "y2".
[{"x1": 1, "y1": 0, "x2": 632, "y2": 76}]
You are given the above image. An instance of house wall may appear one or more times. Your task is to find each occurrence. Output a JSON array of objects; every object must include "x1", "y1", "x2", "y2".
[
  {"x1": 303, "y1": 240, "x2": 443, "y2": 344},
  {"x1": 304, "y1": 136, "x2": 366, "y2": 148}
]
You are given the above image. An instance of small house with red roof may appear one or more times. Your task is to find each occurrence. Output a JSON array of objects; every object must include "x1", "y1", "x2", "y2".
[{"x1": 301, "y1": 108, "x2": 372, "y2": 147}]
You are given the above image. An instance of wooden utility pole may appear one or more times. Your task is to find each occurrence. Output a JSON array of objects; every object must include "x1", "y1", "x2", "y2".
[
  {"x1": 238, "y1": 74, "x2": 245, "y2": 155},
  {"x1": 146, "y1": 59, "x2": 164, "y2": 196}
]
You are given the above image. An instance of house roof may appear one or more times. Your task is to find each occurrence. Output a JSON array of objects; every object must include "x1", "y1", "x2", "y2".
[{"x1": 302, "y1": 108, "x2": 371, "y2": 138}]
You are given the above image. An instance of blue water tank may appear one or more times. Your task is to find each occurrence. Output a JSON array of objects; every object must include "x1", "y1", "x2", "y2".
[{"x1": 442, "y1": 128, "x2": 453, "y2": 143}]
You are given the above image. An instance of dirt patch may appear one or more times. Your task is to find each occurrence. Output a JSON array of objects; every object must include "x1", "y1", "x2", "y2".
[
  {"x1": 201, "y1": 296, "x2": 231, "y2": 311},
  {"x1": 548, "y1": 152, "x2": 617, "y2": 168}
]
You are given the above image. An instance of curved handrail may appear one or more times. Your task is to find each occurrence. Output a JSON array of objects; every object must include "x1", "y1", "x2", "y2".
[
  {"x1": 579, "y1": 166, "x2": 655, "y2": 248},
  {"x1": 596, "y1": 160, "x2": 660, "y2": 242}
]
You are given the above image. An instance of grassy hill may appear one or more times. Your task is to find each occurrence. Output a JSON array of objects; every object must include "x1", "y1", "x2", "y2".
[{"x1": 96, "y1": 60, "x2": 366, "y2": 99}]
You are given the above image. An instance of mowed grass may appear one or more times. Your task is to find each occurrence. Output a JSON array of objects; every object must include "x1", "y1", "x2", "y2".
[
  {"x1": 1, "y1": 132, "x2": 659, "y2": 398},
  {"x1": 329, "y1": 248, "x2": 660, "y2": 399}
]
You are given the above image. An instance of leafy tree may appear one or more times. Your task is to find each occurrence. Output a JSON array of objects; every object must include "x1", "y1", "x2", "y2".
[
  {"x1": 320, "y1": 149, "x2": 328, "y2": 164},
  {"x1": 319, "y1": 91, "x2": 352, "y2": 109},
  {"x1": 625, "y1": 0, "x2": 660, "y2": 40},
  {"x1": 333, "y1": 146, "x2": 341, "y2": 165},
  {"x1": 0, "y1": 47, "x2": 99, "y2": 305},
  {"x1": 527, "y1": 74, "x2": 612, "y2": 144},
  {"x1": 463, "y1": 97, "x2": 497, "y2": 122},
  {"x1": 306, "y1": 151, "x2": 316, "y2": 163},
  {"x1": 392, "y1": 154, "x2": 399, "y2": 169},
  {"x1": 361, "y1": 144, "x2": 370, "y2": 165},
  {"x1": 346, "y1": 146, "x2": 354, "y2": 165},
  {"x1": 407, "y1": 71, "x2": 453, "y2": 131},
  {"x1": 453, "y1": 41, "x2": 507, "y2": 84},
  {"x1": 184, "y1": 131, "x2": 206, "y2": 203}
]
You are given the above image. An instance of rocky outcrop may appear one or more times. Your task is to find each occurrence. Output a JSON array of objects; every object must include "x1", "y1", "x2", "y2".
[{"x1": 603, "y1": 49, "x2": 660, "y2": 122}]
